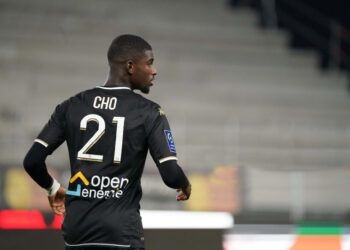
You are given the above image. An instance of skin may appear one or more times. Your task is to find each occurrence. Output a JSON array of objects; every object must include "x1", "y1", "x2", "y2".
[
  {"x1": 177, "y1": 184, "x2": 192, "y2": 201},
  {"x1": 48, "y1": 186, "x2": 66, "y2": 215},
  {"x1": 105, "y1": 50, "x2": 157, "y2": 94},
  {"x1": 48, "y1": 49, "x2": 190, "y2": 215}
]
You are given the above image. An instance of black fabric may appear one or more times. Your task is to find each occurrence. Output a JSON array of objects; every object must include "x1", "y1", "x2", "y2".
[
  {"x1": 37, "y1": 100, "x2": 68, "y2": 154},
  {"x1": 31, "y1": 86, "x2": 188, "y2": 248},
  {"x1": 147, "y1": 105, "x2": 177, "y2": 163},
  {"x1": 158, "y1": 160, "x2": 189, "y2": 189},
  {"x1": 23, "y1": 142, "x2": 53, "y2": 189}
]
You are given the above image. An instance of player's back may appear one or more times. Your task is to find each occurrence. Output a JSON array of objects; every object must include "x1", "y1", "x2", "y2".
[{"x1": 59, "y1": 86, "x2": 155, "y2": 248}]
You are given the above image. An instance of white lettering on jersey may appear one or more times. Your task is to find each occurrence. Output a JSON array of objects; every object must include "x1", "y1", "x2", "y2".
[
  {"x1": 67, "y1": 172, "x2": 129, "y2": 199},
  {"x1": 93, "y1": 96, "x2": 117, "y2": 110},
  {"x1": 90, "y1": 175, "x2": 129, "y2": 190}
]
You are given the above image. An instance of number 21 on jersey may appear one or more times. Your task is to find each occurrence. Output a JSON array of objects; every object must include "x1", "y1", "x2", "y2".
[{"x1": 77, "y1": 114, "x2": 125, "y2": 163}]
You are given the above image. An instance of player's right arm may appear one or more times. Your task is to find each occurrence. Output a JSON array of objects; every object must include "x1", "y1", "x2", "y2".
[
  {"x1": 23, "y1": 101, "x2": 68, "y2": 213},
  {"x1": 146, "y1": 105, "x2": 191, "y2": 200}
]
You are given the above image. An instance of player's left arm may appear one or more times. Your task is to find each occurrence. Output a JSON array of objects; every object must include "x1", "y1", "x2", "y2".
[
  {"x1": 147, "y1": 105, "x2": 191, "y2": 201},
  {"x1": 158, "y1": 160, "x2": 191, "y2": 201}
]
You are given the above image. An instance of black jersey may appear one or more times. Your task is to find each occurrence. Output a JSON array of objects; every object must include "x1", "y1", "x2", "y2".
[{"x1": 35, "y1": 86, "x2": 178, "y2": 248}]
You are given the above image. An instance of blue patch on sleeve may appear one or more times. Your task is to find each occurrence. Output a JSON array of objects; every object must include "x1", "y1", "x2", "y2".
[{"x1": 164, "y1": 130, "x2": 176, "y2": 153}]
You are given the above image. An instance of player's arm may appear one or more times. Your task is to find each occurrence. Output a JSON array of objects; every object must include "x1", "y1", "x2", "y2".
[
  {"x1": 23, "y1": 142, "x2": 58, "y2": 191},
  {"x1": 157, "y1": 160, "x2": 191, "y2": 201},
  {"x1": 23, "y1": 102, "x2": 68, "y2": 214},
  {"x1": 147, "y1": 105, "x2": 191, "y2": 201},
  {"x1": 23, "y1": 142, "x2": 66, "y2": 214}
]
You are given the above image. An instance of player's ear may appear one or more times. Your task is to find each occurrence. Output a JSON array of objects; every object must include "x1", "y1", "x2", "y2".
[{"x1": 126, "y1": 60, "x2": 134, "y2": 75}]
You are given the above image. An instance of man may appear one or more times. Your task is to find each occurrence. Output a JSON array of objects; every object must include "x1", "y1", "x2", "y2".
[{"x1": 23, "y1": 34, "x2": 191, "y2": 250}]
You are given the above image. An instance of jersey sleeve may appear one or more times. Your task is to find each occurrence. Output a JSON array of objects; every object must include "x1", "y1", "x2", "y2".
[
  {"x1": 146, "y1": 105, "x2": 178, "y2": 165},
  {"x1": 35, "y1": 101, "x2": 68, "y2": 154}
]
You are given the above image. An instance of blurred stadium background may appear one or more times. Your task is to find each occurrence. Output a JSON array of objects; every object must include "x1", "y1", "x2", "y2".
[{"x1": 0, "y1": 0, "x2": 349, "y2": 249}]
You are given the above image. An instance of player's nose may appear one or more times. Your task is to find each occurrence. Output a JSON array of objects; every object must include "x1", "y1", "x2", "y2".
[{"x1": 152, "y1": 67, "x2": 157, "y2": 76}]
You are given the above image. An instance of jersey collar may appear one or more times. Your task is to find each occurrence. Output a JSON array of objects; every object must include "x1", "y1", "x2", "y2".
[{"x1": 96, "y1": 86, "x2": 131, "y2": 90}]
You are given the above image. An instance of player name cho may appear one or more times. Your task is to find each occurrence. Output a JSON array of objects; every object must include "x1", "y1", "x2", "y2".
[{"x1": 93, "y1": 96, "x2": 117, "y2": 110}]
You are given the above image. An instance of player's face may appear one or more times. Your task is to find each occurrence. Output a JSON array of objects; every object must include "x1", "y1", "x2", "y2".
[{"x1": 130, "y1": 50, "x2": 157, "y2": 94}]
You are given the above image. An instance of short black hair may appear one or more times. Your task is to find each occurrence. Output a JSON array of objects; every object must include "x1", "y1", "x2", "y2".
[{"x1": 107, "y1": 34, "x2": 152, "y2": 64}]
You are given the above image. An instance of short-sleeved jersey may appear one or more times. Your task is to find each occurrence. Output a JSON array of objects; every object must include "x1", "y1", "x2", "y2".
[{"x1": 35, "y1": 86, "x2": 178, "y2": 248}]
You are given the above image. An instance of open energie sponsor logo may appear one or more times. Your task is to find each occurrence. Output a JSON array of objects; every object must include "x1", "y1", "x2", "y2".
[{"x1": 66, "y1": 171, "x2": 129, "y2": 199}]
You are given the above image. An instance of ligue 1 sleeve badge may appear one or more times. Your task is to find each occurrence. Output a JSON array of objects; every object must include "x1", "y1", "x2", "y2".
[{"x1": 164, "y1": 130, "x2": 176, "y2": 153}]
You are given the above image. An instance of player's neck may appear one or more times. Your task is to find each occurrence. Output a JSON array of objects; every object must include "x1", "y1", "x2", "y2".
[
  {"x1": 104, "y1": 81, "x2": 131, "y2": 88},
  {"x1": 104, "y1": 71, "x2": 132, "y2": 88}
]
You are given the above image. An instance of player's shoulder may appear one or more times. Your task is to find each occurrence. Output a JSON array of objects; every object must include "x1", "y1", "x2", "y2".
[
  {"x1": 131, "y1": 94, "x2": 168, "y2": 126},
  {"x1": 71, "y1": 87, "x2": 97, "y2": 100},
  {"x1": 52, "y1": 87, "x2": 95, "y2": 113},
  {"x1": 61, "y1": 87, "x2": 97, "y2": 104},
  {"x1": 131, "y1": 92, "x2": 161, "y2": 110}
]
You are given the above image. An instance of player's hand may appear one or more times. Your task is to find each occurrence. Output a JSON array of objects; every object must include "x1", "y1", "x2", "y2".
[
  {"x1": 48, "y1": 186, "x2": 66, "y2": 215},
  {"x1": 176, "y1": 184, "x2": 191, "y2": 201}
]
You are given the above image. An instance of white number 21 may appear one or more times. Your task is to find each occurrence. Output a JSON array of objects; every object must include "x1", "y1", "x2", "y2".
[{"x1": 77, "y1": 114, "x2": 125, "y2": 163}]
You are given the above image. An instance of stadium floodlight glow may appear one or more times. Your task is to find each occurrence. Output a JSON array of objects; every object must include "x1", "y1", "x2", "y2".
[{"x1": 140, "y1": 210, "x2": 234, "y2": 229}]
